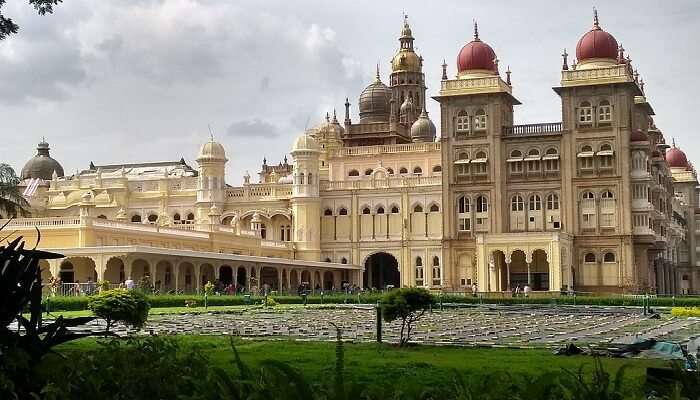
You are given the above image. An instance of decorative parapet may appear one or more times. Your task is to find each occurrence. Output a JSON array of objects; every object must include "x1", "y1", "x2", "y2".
[
  {"x1": 320, "y1": 175, "x2": 441, "y2": 191},
  {"x1": 559, "y1": 64, "x2": 640, "y2": 89},
  {"x1": 341, "y1": 142, "x2": 440, "y2": 157},
  {"x1": 226, "y1": 183, "x2": 293, "y2": 201},
  {"x1": 439, "y1": 76, "x2": 513, "y2": 97},
  {"x1": 347, "y1": 122, "x2": 391, "y2": 136},
  {"x1": 0, "y1": 216, "x2": 81, "y2": 228},
  {"x1": 502, "y1": 122, "x2": 563, "y2": 137}
]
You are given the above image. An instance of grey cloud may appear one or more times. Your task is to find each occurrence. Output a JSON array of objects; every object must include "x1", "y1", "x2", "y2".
[{"x1": 227, "y1": 119, "x2": 279, "y2": 138}]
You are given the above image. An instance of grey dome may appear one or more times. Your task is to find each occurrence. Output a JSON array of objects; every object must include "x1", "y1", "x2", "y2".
[
  {"x1": 20, "y1": 140, "x2": 64, "y2": 180},
  {"x1": 358, "y1": 73, "x2": 391, "y2": 123},
  {"x1": 410, "y1": 110, "x2": 436, "y2": 142}
]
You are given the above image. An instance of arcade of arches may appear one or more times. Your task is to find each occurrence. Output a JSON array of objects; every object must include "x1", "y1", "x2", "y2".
[
  {"x1": 363, "y1": 252, "x2": 400, "y2": 289},
  {"x1": 39, "y1": 247, "x2": 361, "y2": 294}
]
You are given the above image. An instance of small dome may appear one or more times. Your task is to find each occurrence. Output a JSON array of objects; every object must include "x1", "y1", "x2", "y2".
[
  {"x1": 358, "y1": 70, "x2": 392, "y2": 123},
  {"x1": 576, "y1": 13, "x2": 618, "y2": 62},
  {"x1": 410, "y1": 110, "x2": 436, "y2": 142},
  {"x1": 457, "y1": 24, "x2": 497, "y2": 76},
  {"x1": 317, "y1": 112, "x2": 345, "y2": 140},
  {"x1": 21, "y1": 139, "x2": 64, "y2": 180},
  {"x1": 392, "y1": 51, "x2": 422, "y2": 73},
  {"x1": 630, "y1": 129, "x2": 648, "y2": 142},
  {"x1": 197, "y1": 138, "x2": 227, "y2": 161},
  {"x1": 292, "y1": 133, "x2": 319, "y2": 152},
  {"x1": 666, "y1": 145, "x2": 689, "y2": 169}
]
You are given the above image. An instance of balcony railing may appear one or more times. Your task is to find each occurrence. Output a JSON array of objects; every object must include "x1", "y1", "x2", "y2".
[
  {"x1": 341, "y1": 142, "x2": 440, "y2": 156},
  {"x1": 320, "y1": 175, "x2": 441, "y2": 191},
  {"x1": 502, "y1": 122, "x2": 563, "y2": 136}
]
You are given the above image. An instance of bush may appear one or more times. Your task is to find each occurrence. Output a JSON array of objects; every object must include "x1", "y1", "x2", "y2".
[
  {"x1": 381, "y1": 288, "x2": 435, "y2": 346},
  {"x1": 88, "y1": 289, "x2": 150, "y2": 333},
  {"x1": 671, "y1": 307, "x2": 700, "y2": 318}
]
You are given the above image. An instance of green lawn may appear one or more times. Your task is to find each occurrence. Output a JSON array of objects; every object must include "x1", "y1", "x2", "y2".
[{"x1": 55, "y1": 336, "x2": 668, "y2": 397}]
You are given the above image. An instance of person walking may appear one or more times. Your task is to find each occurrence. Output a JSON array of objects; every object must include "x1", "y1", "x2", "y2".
[{"x1": 515, "y1": 285, "x2": 521, "y2": 297}]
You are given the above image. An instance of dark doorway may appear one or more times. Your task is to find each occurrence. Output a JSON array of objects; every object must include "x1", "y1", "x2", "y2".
[
  {"x1": 363, "y1": 252, "x2": 400, "y2": 289},
  {"x1": 237, "y1": 267, "x2": 247, "y2": 289},
  {"x1": 219, "y1": 266, "x2": 233, "y2": 285}
]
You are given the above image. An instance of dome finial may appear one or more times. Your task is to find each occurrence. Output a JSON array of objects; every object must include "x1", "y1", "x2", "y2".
[
  {"x1": 505, "y1": 65, "x2": 511, "y2": 86},
  {"x1": 473, "y1": 19, "x2": 479, "y2": 41},
  {"x1": 441, "y1": 59, "x2": 448, "y2": 80},
  {"x1": 593, "y1": 7, "x2": 600, "y2": 29},
  {"x1": 375, "y1": 63, "x2": 380, "y2": 82},
  {"x1": 672, "y1": 137, "x2": 676, "y2": 148},
  {"x1": 208, "y1": 123, "x2": 214, "y2": 141},
  {"x1": 562, "y1": 48, "x2": 569, "y2": 70},
  {"x1": 325, "y1": 111, "x2": 330, "y2": 122}
]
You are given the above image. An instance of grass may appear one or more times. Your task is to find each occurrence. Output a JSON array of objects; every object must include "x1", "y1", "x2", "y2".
[{"x1": 53, "y1": 336, "x2": 668, "y2": 397}]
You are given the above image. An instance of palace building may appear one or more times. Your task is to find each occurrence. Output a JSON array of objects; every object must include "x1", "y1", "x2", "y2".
[{"x1": 6, "y1": 13, "x2": 698, "y2": 295}]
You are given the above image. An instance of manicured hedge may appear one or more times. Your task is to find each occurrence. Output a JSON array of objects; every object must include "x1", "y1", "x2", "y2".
[{"x1": 43, "y1": 293, "x2": 700, "y2": 312}]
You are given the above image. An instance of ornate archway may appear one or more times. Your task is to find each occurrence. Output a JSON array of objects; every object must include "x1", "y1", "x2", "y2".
[{"x1": 363, "y1": 252, "x2": 400, "y2": 289}]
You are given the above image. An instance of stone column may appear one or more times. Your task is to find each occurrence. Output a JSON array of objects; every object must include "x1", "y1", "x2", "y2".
[
  {"x1": 194, "y1": 264, "x2": 201, "y2": 294},
  {"x1": 149, "y1": 260, "x2": 156, "y2": 285},
  {"x1": 277, "y1": 268, "x2": 283, "y2": 292},
  {"x1": 174, "y1": 263, "x2": 180, "y2": 292},
  {"x1": 505, "y1": 259, "x2": 511, "y2": 292},
  {"x1": 310, "y1": 270, "x2": 316, "y2": 294}
]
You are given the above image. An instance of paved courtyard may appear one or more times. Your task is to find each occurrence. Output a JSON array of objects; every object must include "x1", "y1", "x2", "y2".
[{"x1": 77, "y1": 305, "x2": 700, "y2": 347}]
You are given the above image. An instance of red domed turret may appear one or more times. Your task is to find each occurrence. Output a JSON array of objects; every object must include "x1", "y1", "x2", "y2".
[
  {"x1": 666, "y1": 142, "x2": 689, "y2": 169},
  {"x1": 457, "y1": 22, "x2": 498, "y2": 75},
  {"x1": 576, "y1": 10, "x2": 618, "y2": 62}
]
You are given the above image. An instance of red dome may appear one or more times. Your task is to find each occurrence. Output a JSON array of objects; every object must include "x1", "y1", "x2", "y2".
[
  {"x1": 576, "y1": 16, "x2": 618, "y2": 61},
  {"x1": 630, "y1": 129, "x2": 647, "y2": 142},
  {"x1": 666, "y1": 146, "x2": 689, "y2": 169},
  {"x1": 457, "y1": 39, "x2": 497, "y2": 73}
]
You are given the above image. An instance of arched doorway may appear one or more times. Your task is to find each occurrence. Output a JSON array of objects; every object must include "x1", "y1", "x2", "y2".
[
  {"x1": 219, "y1": 265, "x2": 233, "y2": 285},
  {"x1": 323, "y1": 271, "x2": 334, "y2": 291},
  {"x1": 531, "y1": 249, "x2": 549, "y2": 291},
  {"x1": 236, "y1": 267, "x2": 247, "y2": 291},
  {"x1": 363, "y1": 252, "x2": 400, "y2": 289}
]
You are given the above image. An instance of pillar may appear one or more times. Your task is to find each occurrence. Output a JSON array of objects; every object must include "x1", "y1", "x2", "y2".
[
  {"x1": 246, "y1": 265, "x2": 252, "y2": 289},
  {"x1": 194, "y1": 265, "x2": 201, "y2": 293},
  {"x1": 506, "y1": 262, "x2": 511, "y2": 291},
  {"x1": 310, "y1": 270, "x2": 316, "y2": 293},
  {"x1": 277, "y1": 268, "x2": 283, "y2": 291},
  {"x1": 174, "y1": 263, "x2": 180, "y2": 291},
  {"x1": 149, "y1": 260, "x2": 156, "y2": 283}
]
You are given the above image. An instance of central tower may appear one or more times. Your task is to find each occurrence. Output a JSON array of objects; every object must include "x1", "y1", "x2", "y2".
[{"x1": 390, "y1": 15, "x2": 425, "y2": 129}]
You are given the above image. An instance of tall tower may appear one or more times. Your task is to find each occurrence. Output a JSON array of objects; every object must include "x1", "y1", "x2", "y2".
[
  {"x1": 290, "y1": 133, "x2": 321, "y2": 261},
  {"x1": 390, "y1": 15, "x2": 425, "y2": 128},
  {"x1": 195, "y1": 137, "x2": 227, "y2": 224}
]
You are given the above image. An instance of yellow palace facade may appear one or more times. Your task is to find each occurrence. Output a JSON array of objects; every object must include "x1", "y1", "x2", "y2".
[{"x1": 6, "y1": 14, "x2": 699, "y2": 295}]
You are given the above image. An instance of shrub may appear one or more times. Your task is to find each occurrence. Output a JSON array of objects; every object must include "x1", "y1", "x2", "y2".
[
  {"x1": 381, "y1": 287, "x2": 435, "y2": 346},
  {"x1": 671, "y1": 307, "x2": 700, "y2": 318},
  {"x1": 88, "y1": 289, "x2": 150, "y2": 333}
]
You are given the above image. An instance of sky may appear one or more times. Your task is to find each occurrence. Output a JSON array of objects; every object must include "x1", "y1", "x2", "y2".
[{"x1": 1, "y1": 0, "x2": 699, "y2": 184}]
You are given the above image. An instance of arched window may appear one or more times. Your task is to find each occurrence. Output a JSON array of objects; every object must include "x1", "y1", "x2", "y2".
[
  {"x1": 583, "y1": 191, "x2": 594, "y2": 200},
  {"x1": 131, "y1": 214, "x2": 142, "y2": 223},
  {"x1": 578, "y1": 101, "x2": 593, "y2": 124},
  {"x1": 473, "y1": 151, "x2": 487, "y2": 174},
  {"x1": 364, "y1": 168, "x2": 373, "y2": 176},
  {"x1": 544, "y1": 148, "x2": 559, "y2": 172},
  {"x1": 432, "y1": 165, "x2": 442, "y2": 173},
  {"x1": 391, "y1": 205, "x2": 399, "y2": 214},
  {"x1": 376, "y1": 206, "x2": 385, "y2": 214},
  {"x1": 324, "y1": 209, "x2": 333, "y2": 216},
  {"x1": 299, "y1": 172, "x2": 305, "y2": 185},
  {"x1": 387, "y1": 167, "x2": 394, "y2": 175},
  {"x1": 362, "y1": 207, "x2": 371, "y2": 215},
  {"x1": 413, "y1": 166, "x2": 423, "y2": 175},
  {"x1": 457, "y1": 196, "x2": 471, "y2": 231},
  {"x1": 338, "y1": 208, "x2": 348, "y2": 216},
  {"x1": 186, "y1": 213, "x2": 195, "y2": 224},
  {"x1": 341, "y1": 258, "x2": 348, "y2": 264},
  {"x1": 598, "y1": 144, "x2": 614, "y2": 168},
  {"x1": 601, "y1": 190, "x2": 614, "y2": 199},
  {"x1": 456, "y1": 110, "x2": 469, "y2": 135},
  {"x1": 474, "y1": 109, "x2": 487, "y2": 131},
  {"x1": 603, "y1": 252, "x2": 616, "y2": 262},
  {"x1": 260, "y1": 223, "x2": 267, "y2": 239},
  {"x1": 584, "y1": 253, "x2": 596, "y2": 263},
  {"x1": 147, "y1": 214, "x2": 158, "y2": 223},
  {"x1": 546, "y1": 194, "x2": 559, "y2": 210},
  {"x1": 413, "y1": 204, "x2": 423, "y2": 213},
  {"x1": 598, "y1": 100, "x2": 612, "y2": 123},
  {"x1": 430, "y1": 204, "x2": 440, "y2": 212},
  {"x1": 173, "y1": 213, "x2": 181, "y2": 222},
  {"x1": 527, "y1": 149, "x2": 541, "y2": 173},
  {"x1": 509, "y1": 150, "x2": 523, "y2": 173},
  {"x1": 432, "y1": 256, "x2": 440, "y2": 266},
  {"x1": 476, "y1": 196, "x2": 488, "y2": 213},
  {"x1": 456, "y1": 152, "x2": 470, "y2": 176},
  {"x1": 307, "y1": 173, "x2": 313, "y2": 184},
  {"x1": 529, "y1": 194, "x2": 542, "y2": 211},
  {"x1": 97, "y1": 215, "x2": 107, "y2": 219},
  {"x1": 511, "y1": 195, "x2": 524, "y2": 211},
  {"x1": 348, "y1": 169, "x2": 359, "y2": 177},
  {"x1": 399, "y1": 167, "x2": 408, "y2": 174},
  {"x1": 324, "y1": 258, "x2": 332, "y2": 263},
  {"x1": 416, "y1": 257, "x2": 423, "y2": 266}
]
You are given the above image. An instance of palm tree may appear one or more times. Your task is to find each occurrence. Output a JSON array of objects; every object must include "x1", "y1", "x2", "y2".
[{"x1": 0, "y1": 163, "x2": 30, "y2": 218}]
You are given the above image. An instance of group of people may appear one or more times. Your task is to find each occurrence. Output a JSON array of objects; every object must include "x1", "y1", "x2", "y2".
[{"x1": 513, "y1": 284, "x2": 532, "y2": 297}]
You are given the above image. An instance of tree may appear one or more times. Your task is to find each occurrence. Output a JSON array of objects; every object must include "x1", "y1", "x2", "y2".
[
  {"x1": 88, "y1": 289, "x2": 150, "y2": 335},
  {"x1": 380, "y1": 287, "x2": 434, "y2": 346},
  {"x1": 0, "y1": 164, "x2": 30, "y2": 218},
  {"x1": 0, "y1": 0, "x2": 62, "y2": 41}
]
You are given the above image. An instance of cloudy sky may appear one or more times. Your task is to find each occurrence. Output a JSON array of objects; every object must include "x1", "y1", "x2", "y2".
[{"x1": 2, "y1": 0, "x2": 699, "y2": 184}]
